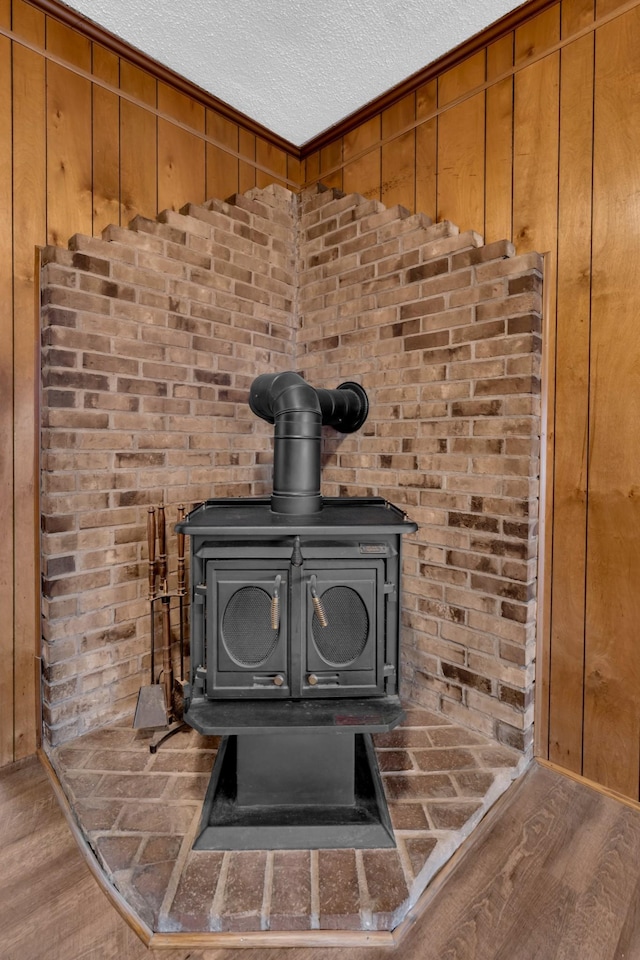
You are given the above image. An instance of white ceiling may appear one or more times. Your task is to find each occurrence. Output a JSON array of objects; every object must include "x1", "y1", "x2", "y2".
[{"x1": 63, "y1": 0, "x2": 525, "y2": 146}]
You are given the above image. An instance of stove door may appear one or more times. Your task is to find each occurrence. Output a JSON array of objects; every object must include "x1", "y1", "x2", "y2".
[
  {"x1": 301, "y1": 562, "x2": 384, "y2": 697},
  {"x1": 207, "y1": 563, "x2": 290, "y2": 697}
]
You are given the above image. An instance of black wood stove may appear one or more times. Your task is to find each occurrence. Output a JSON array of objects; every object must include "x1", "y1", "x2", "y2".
[{"x1": 177, "y1": 372, "x2": 417, "y2": 850}]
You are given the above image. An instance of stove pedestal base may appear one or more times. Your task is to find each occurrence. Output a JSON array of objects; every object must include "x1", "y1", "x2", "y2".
[{"x1": 193, "y1": 732, "x2": 395, "y2": 850}]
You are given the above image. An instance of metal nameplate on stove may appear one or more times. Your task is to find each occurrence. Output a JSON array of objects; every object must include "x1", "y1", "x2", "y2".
[{"x1": 358, "y1": 543, "x2": 388, "y2": 554}]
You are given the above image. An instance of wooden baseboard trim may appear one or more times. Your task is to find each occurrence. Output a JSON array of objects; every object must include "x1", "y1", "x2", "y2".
[{"x1": 536, "y1": 758, "x2": 640, "y2": 813}]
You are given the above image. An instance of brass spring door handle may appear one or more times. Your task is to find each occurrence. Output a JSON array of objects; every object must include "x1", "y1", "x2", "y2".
[
  {"x1": 271, "y1": 575, "x2": 282, "y2": 631},
  {"x1": 309, "y1": 576, "x2": 328, "y2": 627}
]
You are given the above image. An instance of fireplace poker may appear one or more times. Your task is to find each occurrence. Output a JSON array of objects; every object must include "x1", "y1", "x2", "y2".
[{"x1": 177, "y1": 503, "x2": 186, "y2": 680}]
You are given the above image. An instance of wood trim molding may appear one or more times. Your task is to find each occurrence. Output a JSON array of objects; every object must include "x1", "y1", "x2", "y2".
[
  {"x1": 301, "y1": 0, "x2": 559, "y2": 155},
  {"x1": 537, "y1": 759, "x2": 640, "y2": 814},
  {"x1": 24, "y1": 0, "x2": 300, "y2": 157}
]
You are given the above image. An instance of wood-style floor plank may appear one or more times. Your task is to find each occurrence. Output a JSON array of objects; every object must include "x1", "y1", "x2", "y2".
[{"x1": 2, "y1": 759, "x2": 640, "y2": 960}]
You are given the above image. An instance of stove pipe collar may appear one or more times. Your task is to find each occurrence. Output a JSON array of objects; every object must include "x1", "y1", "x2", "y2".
[{"x1": 249, "y1": 371, "x2": 369, "y2": 515}]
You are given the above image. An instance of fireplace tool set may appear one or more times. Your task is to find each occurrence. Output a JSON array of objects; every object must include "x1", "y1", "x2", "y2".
[{"x1": 133, "y1": 503, "x2": 189, "y2": 749}]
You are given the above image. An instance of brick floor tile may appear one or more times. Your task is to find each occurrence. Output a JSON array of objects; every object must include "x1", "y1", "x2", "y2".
[
  {"x1": 139, "y1": 835, "x2": 183, "y2": 864},
  {"x1": 117, "y1": 801, "x2": 197, "y2": 834},
  {"x1": 220, "y1": 851, "x2": 268, "y2": 932},
  {"x1": 55, "y1": 747, "x2": 95, "y2": 770},
  {"x1": 65, "y1": 771, "x2": 104, "y2": 799},
  {"x1": 85, "y1": 749, "x2": 150, "y2": 772},
  {"x1": 474, "y1": 743, "x2": 521, "y2": 768},
  {"x1": 454, "y1": 771, "x2": 495, "y2": 797},
  {"x1": 403, "y1": 837, "x2": 438, "y2": 877},
  {"x1": 318, "y1": 849, "x2": 361, "y2": 929},
  {"x1": 75, "y1": 798, "x2": 124, "y2": 831},
  {"x1": 73, "y1": 728, "x2": 138, "y2": 748},
  {"x1": 95, "y1": 835, "x2": 141, "y2": 872},
  {"x1": 162, "y1": 773, "x2": 210, "y2": 801},
  {"x1": 374, "y1": 728, "x2": 433, "y2": 748},
  {"x1": 402, "y1": 707, "x2": 450, "y2": 726},
  {"x1": 412, "y1": 747, "x2": 479, "y2": 773},
  {"x1": 377, "y1": 749, "x2": 414, "y2": 772},
  {"x1": 426, "y1": 800, "x2": 483, "y2": 829},
  {"x1": 92, "y1": 773, "x2": 169, "y2": 799},
  {"x1": 149, "y1": 750, "x2": 216, "y2": 773},
  {"x1": 362, "y1": 849, "x2": 409, "y2": 928},
  {"x1": 269, "y1": 851, "x2": 311, "y2": 930},
  {"x1": 383, "y1": 773, "x2": 456, "y2": 801},
  {"x1": 388, "y1": 801, "x2": 430, "y2": 830},
  {"x1": 170, "y1": 851, "x2": 224, "y2": 931},
  {"x1": 428, "y1": 726, "x2": 488, "y2": 747},
  {"x1": 129, "y1": 860, "x2": 176, "y2": 928}
]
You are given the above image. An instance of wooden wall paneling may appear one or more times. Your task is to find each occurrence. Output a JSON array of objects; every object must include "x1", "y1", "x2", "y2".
[
  {"x1": 0, "y1": 0, "x2": 8, "y2": 27},
  {"x1": 0, "y1": 32, "x2": 14, "y2": 766},
  {"x1": 584, "y1": 5, "x2": 640, "y2": 798},
  {"x1": 513, "y1": 11, "x2": 560, "y2": 763},
  {"x1": 438, "y1": 50, "x2": 485, "y2": 107},
  {"x1": 256, "y1": 137, "x2": 287, "y2": 190},
  {"x1": 381, "y1": 94, "x2": 416, "y2": 212},
  {"x1": 206, "y1": 111, "x2": 239, "y2": 201},
  {"x1": 484, "y1": 35, "x2": 514, "y2": 244},
  {"x1": 436, "y1": 92, "x2": 485, "y2": 233},
  {"x1": 342, "y1": 115, "x2": 381, "y2": 200},
  {"x1": 547, "y1": 32, "x2": 594, "y2": 771},
  {"x1": 45, "y1": 18, "x2": 93, "y2": 246},
  {"x1": 514, "y1": 3, "x2": 561, "y2": 62},
  {"x1": 287, "y1": 153, "x2": 303, "y2": 192},
  {"x1": 437, "y1": 48, "x2": 486, "y2": 231},
  {"x1": 596, "y1": 0, "x2": 630, "y2": 16},
  {"x1": 119, "y1": 62, "x2": 157, "y2": 223},
  {"x1": 12, "y1": 36, "x2": 46, "y2": 761},
  {"x1": 92, "y1": 45, "x2": 120, "y2": 235},
  {"x1": 415, "y1": 80, "x2": 437, "y2": 220},
  {"x1": 562, "y1": 0, "x2": 596, "y2": 37},
  {"x1": 157, "y1": 83, "x2": 206, "y2": 212},
  {"x1": 12, "y1": 0, "x2": 44, "y2": 43},
  {"x1": 303, "y1": 150, "x2": 320, "y2": 188},
  {"x1": 319, "y1": 140, "x2": 343, "y2": 191},
  {"x1": 238, "y1": 128, "x2": 256, "y2": 193}
]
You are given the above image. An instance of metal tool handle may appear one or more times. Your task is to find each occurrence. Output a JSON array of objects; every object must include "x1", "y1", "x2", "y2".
[
  {"x1": 310, "y1": 576, "x2": 328, "y2": 628},
  {"x1": 158, "y1": 504, "x2": 167, "y2": 591},
  {"x1": 271, "y1": 575, "x2": 282, "y2": 631},
  {"x1": 177, "y1": 504, "x2": 186, "y2": 597},
  {"x1": 147, "y1": 506, "x2": 157, "y2": 600}
]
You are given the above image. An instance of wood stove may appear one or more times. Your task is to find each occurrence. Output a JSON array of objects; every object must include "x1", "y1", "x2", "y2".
[{"x1": 177, "y1": 373, "x2": 417, "y2": 850}]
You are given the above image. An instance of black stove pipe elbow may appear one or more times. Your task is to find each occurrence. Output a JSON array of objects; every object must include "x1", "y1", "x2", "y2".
[{"x1": 249, "y1": 372, "x2": 368, "y2": 515}]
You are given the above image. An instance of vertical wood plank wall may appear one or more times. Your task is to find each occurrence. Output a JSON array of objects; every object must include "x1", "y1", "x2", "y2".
[
  {"x1": 0, "y1": 0, "x2": 298, "y2": 765},
  {"x1": 302, "y1": 0, "x2": 640, "y2": 800}
]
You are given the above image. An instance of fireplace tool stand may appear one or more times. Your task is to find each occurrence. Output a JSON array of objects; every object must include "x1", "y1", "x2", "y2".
[{"x1": 133, "y1": 504, "x2": 189, "y2": 752}]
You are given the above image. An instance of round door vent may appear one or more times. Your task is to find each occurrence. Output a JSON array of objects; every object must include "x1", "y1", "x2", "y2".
[
  {"x1": 222, "y1": 586, "x2": 279, "y2": 666},
  {"x1": 312, "y1": 586, "x2": 369, "y2": 666}
]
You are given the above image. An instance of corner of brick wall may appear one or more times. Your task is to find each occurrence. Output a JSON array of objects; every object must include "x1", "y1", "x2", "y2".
[
  {"x1": 40, "y1": 181, "x2": 541, "y2": 753},
  {"x1": 296, "y1": 185, "x2": 542, "y2": 754},
  {"x1": 40, "y1": 188, "x2": 298, "y2": 743}
]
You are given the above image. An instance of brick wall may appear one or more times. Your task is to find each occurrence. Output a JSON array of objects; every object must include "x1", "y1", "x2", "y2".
[
  {"x1": 296, "y1": 187, "x2": 541, "y2": 753},
  {"x1": 40, "y1": 183, "x2": 541, "y2": 751},
  {"x1": 41, "y1": 186, "x2": 297, "y2": 743}
]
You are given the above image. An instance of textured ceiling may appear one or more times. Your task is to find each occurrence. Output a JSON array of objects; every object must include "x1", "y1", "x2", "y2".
[{"x1": 62, "y1": 0, "x2": 525, "y2": 146}]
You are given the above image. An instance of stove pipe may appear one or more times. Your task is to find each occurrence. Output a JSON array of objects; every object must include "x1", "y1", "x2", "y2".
[{"x1": 249, "y1": 372, "x2": 369, "y2": 515}]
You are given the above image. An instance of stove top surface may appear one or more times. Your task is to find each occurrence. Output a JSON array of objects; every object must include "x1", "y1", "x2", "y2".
[{"x1": 176, "y1": 497, "x2": 418, "y2": 536}]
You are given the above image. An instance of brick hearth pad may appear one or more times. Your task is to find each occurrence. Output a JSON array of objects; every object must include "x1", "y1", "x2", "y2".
[{"x1": 47, "y1": 705, "x2": 524, "y2": 936}]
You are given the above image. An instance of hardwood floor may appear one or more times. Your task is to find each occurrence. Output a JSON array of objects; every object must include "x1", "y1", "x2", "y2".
[{"x1": 2, "y1": 756, "x2": 640, "y2": 960}]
